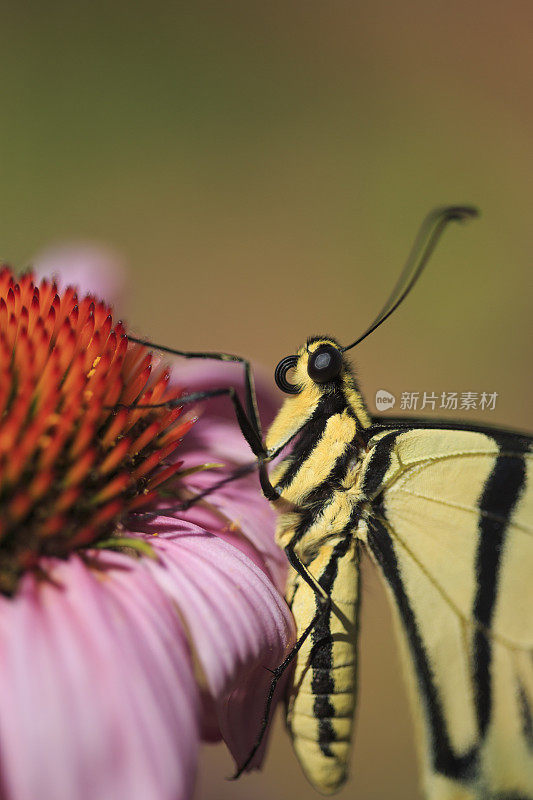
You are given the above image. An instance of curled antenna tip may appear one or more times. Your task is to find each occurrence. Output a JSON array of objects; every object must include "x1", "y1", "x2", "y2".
[{"x1": 443, "y1": 205, "x2": 480, "y2": 221}]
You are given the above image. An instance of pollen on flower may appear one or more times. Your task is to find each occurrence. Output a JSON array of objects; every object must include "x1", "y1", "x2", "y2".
[{"x1": 0, "y1": 266, "x2": 193, "y2": 594}]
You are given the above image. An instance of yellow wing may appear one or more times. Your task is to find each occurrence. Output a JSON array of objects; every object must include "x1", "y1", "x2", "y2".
[{"x1": 358, "y1": 424, "x2": 533, "y2": 800}]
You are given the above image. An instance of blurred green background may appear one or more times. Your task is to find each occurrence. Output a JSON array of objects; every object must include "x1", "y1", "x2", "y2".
[{"x1": 1, "y1": 2, "x2": 532, "y2": 798}]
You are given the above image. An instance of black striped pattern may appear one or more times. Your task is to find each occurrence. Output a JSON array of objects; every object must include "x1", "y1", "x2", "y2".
[
  {"x1": 363, "y1": 425, "x2": 533, "y2": 797},
  {"x1": 310, "y1": 535, "x2": 353, "y2": 755},
  {"x1": 276, "y1": 367, "x2": 366, "y2": 791},
  {"x1": 360, "y1": 430, "x2": 400, "y2": 498},
  {"x1": 274, "y1": 392, "x2": 349, "y2": 493},
  {"x1": 367, "y1": 515, "x2": 477, "y2": 779},
  {"x1": 271, "y1": 342, "x2": 533, "y2": 796},
  {"x1": 517, "y1": 678, "x2": 533, "y2": 749},
  {"x1": 473, "y1": 441, "x2": 528, "y2": 736}
]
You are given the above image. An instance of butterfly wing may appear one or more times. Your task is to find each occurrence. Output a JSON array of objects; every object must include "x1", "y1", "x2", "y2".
[{"x1": 358, "y1": 424, "x2": 533, "y2": 800}]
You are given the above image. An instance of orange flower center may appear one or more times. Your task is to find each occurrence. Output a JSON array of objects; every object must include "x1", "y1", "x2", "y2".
[{"x1": 0, "y1": 267, "x2": 191, "y2": 593}]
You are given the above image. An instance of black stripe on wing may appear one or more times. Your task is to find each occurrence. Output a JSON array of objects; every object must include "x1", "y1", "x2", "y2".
[
  {"x1": 517, "y1": 677, "x2": 533, "y2": 750},
  {"x1": 492, "y1": 794, "x2": 533, "y2": 799},
  {"x1": 360, "y1": 430, "x2": 401, "y2": 498},
  {"x1": 473, "y1": 440, "x2": 528, "y2": 736},
  {"x1": 370, "y1": 416, "x2": 533, "y2": 449},
  {"x1": 366, "y1": 515, "x2": 478, "y2": 780}
]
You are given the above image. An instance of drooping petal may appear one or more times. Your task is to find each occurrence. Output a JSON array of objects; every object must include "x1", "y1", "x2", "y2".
[
  {"x1": 0, "y1": 554, "x2": 200, "y2": 800},
  {"x1": 129, "y1": 522, "x2": 295, "y2": 768},
  {"x1": 135, "y1": 355, "x2": 296, "y2": 766}
]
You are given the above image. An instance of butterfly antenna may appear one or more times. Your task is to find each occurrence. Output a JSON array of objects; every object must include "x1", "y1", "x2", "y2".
[{"x1": 342, "y1": 205, "x2": 479, "y2": 353}]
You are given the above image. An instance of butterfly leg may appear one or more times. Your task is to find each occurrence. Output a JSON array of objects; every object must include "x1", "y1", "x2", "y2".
[
  {"x1": 231, "y1": 543, "x2": 332, "y2": 779},
  {"x1": 127, "y1": 336, "x2": 263, "y2": 437},
  {"x1": 120, "y1": 391, "x2": 278, "y2": 516},
  {"x1": 116, "y1": 341, "x2": 281, "y2": 503}
]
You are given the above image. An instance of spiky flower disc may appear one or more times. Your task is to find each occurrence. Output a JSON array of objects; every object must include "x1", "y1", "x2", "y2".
[{"x1": 0, "y1": 267, "x2": 191, "y2": 593}]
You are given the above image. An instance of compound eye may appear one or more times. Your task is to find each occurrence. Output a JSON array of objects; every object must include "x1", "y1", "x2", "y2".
[{"x1": 307, "y1": 344, "x2": 343, "y2": 383}]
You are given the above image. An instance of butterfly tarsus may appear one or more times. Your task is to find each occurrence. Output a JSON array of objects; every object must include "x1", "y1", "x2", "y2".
[
  {"x1": 105, "y1": 377, "x2": 282, "y2": 502},
  {"x1": 231, "y1": 546, "x2": 333, "y2": 781},
  {"x1": 130, "y1": 460, "x2": 263, "y2": 520},
  {"x1": 229, "y1": 600, "x2": 330, "y2": 781}
]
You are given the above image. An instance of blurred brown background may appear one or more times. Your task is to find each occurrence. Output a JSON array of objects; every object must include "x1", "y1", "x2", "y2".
[{"x1": 1, "y1": 2, "x2": 532, "y2": 798}]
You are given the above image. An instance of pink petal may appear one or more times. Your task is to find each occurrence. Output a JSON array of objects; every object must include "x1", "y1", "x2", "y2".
[
  {"x1": 0, "y1": 554, "x2": 200, "y2": 800},
  {"x1": 136, "y1": 356, "x2": 295, "y2": 766},
  {"x1": 33, "y1": 244, "x2": 127, "y2": 311},
  {"x1": 129, "y1": 524, "x2": 295, "y2": 769}
]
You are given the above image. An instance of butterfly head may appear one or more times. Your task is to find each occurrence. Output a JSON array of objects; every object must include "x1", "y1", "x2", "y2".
[
  {"x1": 267, "y1": 335, "x2": 370, "y2": 451},
  {"x1": 274, "y1": 336, "x2": 349, "y2": 397}
]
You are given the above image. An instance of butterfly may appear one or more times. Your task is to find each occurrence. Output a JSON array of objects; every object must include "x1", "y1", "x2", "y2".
[{"x1": 130, "y1": 206, "x2": 533, "y2": 799}]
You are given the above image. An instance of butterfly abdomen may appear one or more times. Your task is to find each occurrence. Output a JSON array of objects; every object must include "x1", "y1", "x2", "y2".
[{"x1": 285, "y1": 537, "x2": 360, "y2": 794}]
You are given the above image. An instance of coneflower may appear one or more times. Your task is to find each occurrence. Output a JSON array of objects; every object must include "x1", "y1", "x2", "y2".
[{"x1": 0, "y1": 263, "x2": 294, "y2": 800}]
